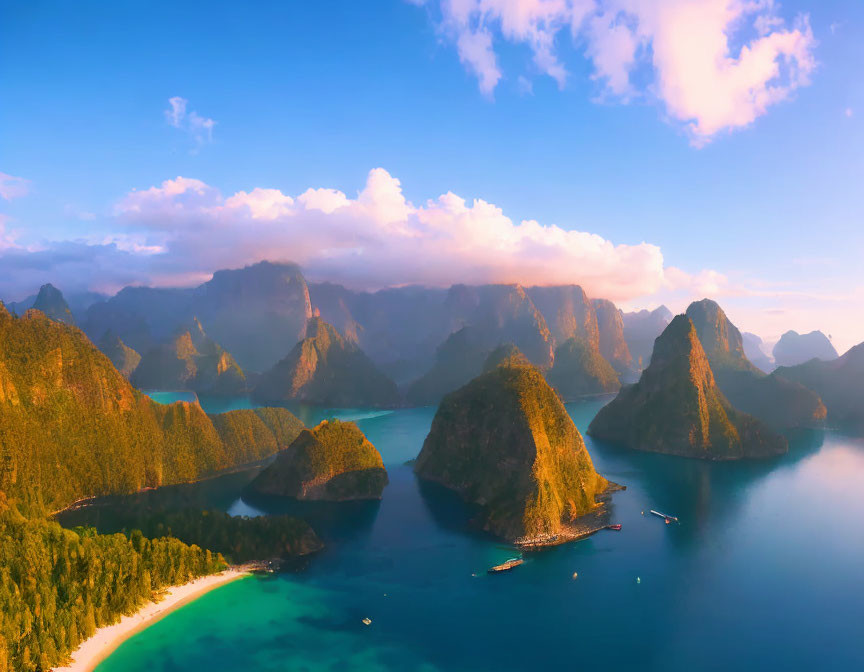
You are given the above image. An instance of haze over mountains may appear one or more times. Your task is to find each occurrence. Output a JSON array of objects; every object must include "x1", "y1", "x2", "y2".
[
  {"x1": 6, "y1": 260, "x2": 863, "y2": 442},
  {"x1": 22, "y1": 260, "x2": 672, "y2": 404}
]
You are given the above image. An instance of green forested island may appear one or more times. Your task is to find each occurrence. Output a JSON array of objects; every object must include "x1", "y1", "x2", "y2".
[
  {"x1": 414, "y1": 349, "x2": 612, "y2": 542},
  {"x1": 588, "y1": 315, "x2": 787, "y2": 459},
  {"x1": 249, "y1": 419, "x2": 389, "y2": 500}
]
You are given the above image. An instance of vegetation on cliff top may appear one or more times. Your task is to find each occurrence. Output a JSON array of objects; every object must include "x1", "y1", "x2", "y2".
[
  {"x1": 0, "y1": 304, "x2": 302, "y2": 515},
  {"x1": 249, "y1": 419, "x2": 388, "y2": 501},
  {"x1": 414, "y1": 351, "x2": 610, "y2": 540},
  {"x1": 588, "y1": 315, "x2": 787, "y2": 460}
]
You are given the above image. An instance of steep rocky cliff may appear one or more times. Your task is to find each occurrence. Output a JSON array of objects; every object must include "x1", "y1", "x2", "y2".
[
  {"x1": 547, "y1": 337, "x2": 621, "y2": 399},
  {"x1": 31, "y1": 283, "x2": 75, "y2": 325},
  {"x1": 592, "y1": 299, "x2": 634, "y2": 377},
  {"x1": 526, "y1": 285, "x2": 599, "y2": 349},
  {"x1": 131, "y1": 318, "x2": 246, "y2": 396},
  {"x1": 253, "y1": 317, "x2": 399, "y2": 407},
  {"x1": 685, "y1": 299, "x2": 826, "y2": 431},
  {"x1": 588, "y1": 315, "x2": 787, "y2": 459},
  {"x1": 97, "y1": 329, "x2": 141, "y2": 379},
  {"x1": 414, "y1": 353, "x2": 612, "y2": 541}
]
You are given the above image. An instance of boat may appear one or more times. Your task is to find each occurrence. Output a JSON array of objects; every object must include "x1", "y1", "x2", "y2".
[
  {"x1": 488, "y1": 558, "x2": 524, "y2": 573},
  {"x1": 649, "y1": 509, "x2": 679, "y2": 524},
  {"x1": 362, "y1": 618, "x2": 372, "y2": 626},
  {"x1": 606, "y1": 524, "x2": 622, "y2": 531}
]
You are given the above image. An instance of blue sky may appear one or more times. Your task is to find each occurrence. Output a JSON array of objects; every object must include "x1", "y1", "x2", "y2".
[{"x1": 1, "y1": 0, "x2": 863, "y2": 349}]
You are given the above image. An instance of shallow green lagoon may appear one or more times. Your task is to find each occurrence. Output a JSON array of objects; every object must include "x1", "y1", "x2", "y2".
[{"x1": 96, "y1": 397, "x2": 864, "y2": 671}]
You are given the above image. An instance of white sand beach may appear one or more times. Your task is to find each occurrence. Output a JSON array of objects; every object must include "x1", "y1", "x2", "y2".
[{"x1": 53, "y1": 568, "x2": 250, "y2": 672}]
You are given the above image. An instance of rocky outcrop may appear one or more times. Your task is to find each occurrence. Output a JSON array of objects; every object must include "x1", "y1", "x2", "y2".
[
  {"x1": 31, "y1": 284, "x2": 75, "y2": 325},
  {"x1": 685, "y1": 299, "x2": 826, "y2": 431},
  {"x1": 773, "y1": 330, "x2": 839, "y2": 367},
  {"x1": 547, "y1": 337, "x2": 620, "y2": 399},
  {"x1": 248, "y1": 419, "x2": 388, "y2": 500},
  {"x1": 588, "y1": 315, "x2": 787, "y2": 459},
  {"x1": 97, "y1": 330, "x2": 141, "y2": 379},
  {"x1": 444, "y1": 284, "x2": 555, "y2": 368},
  {"x1": 526, "y1": 285, "x2": 599, "y2": 349},
  {"x1": 131, "y1": 318, "x2": 246, "y2": 396},
  {"x1": 414, "y1": 352, "x2": 613, "y2": 541},
  {"x1": 195, "y1": 261, "x2": 313, "y2": 373},
  {"x1": 622, "y1": 306, "x2": 672, "y2": 370},
  {"x1": 592, "y1": 299, "x2": 634, "y2": 377},
  {"x1": 253, "y1": 317, "x2": 399, "y2": 407}
]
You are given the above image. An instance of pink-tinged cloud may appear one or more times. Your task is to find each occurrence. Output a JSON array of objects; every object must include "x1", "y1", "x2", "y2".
[
  {"x1": 110, "y1": 167, "x2": 675, "y2": 301},
  {"x1": 0, "y1": 172, "x2": 30, "y2": 200},
  {"x1": 429, "y1": 0, "x2": 816, "y2": 143}
]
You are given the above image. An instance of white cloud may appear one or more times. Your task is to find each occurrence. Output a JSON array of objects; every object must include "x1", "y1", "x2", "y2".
[
  {"x1": 164, "y1": 97, "x2": 216, "y2": 146},
  {"x1": 426, "y1": 0, "x2": 817, "y2": 143},
  {"x1": 0, "y1": 172, "x2": 30, "y2": 200},
  {"x1": 106, "y1": 167, "x2": 689, "y2": 301}
]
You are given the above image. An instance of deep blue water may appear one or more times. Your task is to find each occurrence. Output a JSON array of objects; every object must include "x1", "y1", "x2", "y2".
[{"x1": 95, "y1": 395, "x2": 864, "y2": 671}]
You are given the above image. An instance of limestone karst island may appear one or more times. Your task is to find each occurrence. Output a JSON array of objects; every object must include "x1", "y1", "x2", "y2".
[{"x1": 2, "y1": 3, "x2": 862, "y2": 671}]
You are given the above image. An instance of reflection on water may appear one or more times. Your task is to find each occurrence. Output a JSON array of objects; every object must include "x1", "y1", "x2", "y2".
[{"x1": 84, "y1": 397, "x2": 864, "y2": 672}]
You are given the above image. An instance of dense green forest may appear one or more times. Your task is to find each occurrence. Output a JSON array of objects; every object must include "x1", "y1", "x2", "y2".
[
  {"x1": 66, "y1": 507, "x2": 323, "y2": 564},
  {"x1": 0, "y1": 305, "x2": 303, "y2": 516},
  {"x1": 0, "y1": 305, "x2": 319, "y2": 671},
  {"x1": 0, "y1": 496, "x2": 226, "y2": 672}
]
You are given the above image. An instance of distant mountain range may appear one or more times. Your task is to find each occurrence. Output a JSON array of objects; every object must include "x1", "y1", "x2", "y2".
[
  {"x1": 773, "y1": 330, "x2": 838, "y2": 367},
  {"x1": 15, "y1": 260, "x2": 655, "y2": 405},
  {"x1": 8, "y1": 262, "x2": 861, "y2": 438}
]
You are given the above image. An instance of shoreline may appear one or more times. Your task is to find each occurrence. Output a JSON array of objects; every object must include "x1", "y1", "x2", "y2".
[{"x1": 53, "y1": 568, "x2": 251, "y2": 672}]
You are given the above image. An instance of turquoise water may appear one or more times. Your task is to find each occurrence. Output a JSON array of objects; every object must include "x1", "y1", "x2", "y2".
[{"x1": 95, "y1": 398, "x2": 864, "y2": 671}]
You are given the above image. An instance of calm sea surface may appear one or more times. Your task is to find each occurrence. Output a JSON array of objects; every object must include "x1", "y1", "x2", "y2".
[{"x1": 77, "y1": 394, "x2": 864, "y2": 671}]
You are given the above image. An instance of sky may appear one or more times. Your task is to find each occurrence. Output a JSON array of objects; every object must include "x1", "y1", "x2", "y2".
[{"x1": 1, "y1": 0, "x2": 863, "y2": 351}]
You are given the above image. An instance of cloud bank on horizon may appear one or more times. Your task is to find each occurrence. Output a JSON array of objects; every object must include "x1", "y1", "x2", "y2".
[
  {"x1": 424, "y1": 0, "x2": 816, "y2": 144},
  {"x1": 0, "y1": 167, "x2": 718, "y2": 303}
]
